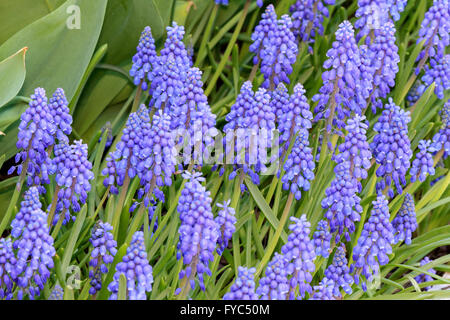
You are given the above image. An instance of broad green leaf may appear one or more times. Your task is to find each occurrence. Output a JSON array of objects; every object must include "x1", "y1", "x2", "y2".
[{"x1": 0, "y1": 47, "x2": 27, "y2": 108}]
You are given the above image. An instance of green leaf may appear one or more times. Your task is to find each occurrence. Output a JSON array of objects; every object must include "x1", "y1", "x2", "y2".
[
  {"x1": 61, "y1": 205, "x2": 87, "y2": 273},
  {"x1": 118, "y1": 274, "x2": 127, "y2": 300},
  {"x1": 0, "y1": 47, "x2": 27, "y2": 108}
]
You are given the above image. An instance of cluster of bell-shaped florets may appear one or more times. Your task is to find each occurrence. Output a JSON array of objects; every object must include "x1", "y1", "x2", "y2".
[
  {"x1": 223, "y1": 267, "x2": 258, "y2": 300},
  {"x1": 11, "y1": 187, "x2": 56, "y2": 299},
  {"x1": 281, "y1": 215, "x2": 316, "y2": 299},
  {"x1": 430, "y1": 100, "x2": 450, "y2": 159},
  {"x1": 354, "y1": 0, "x2": 401, "y2": 41},
  {"x1": 422, "y1": 54, "x2": 449, "y2": 100},
  {"x1": 312, "y1": 219, "x2": 332, "y2": 258},
  {"x1": 416, "y1": 0, "x2": 449, "y2": 74},
  {"x1": 9, "y1": 88, "x2": 56, "y2": 193},
  {"x1": 134, "y1": 108, "x2": 176, "y2": 206},
  {"x1": 392, "y1": 193, "x2": 417, "y2": 245},
  {"x1": 358, "y1": 45, "x2": 375, "y2": 104},
  {"x1": 48, "y1": 88, "x2": 72, "y2": 144},
  {"x1": 407, "y1": 80, "x2": 426, "y2": 105},
  {"x1": 333, "y1": 115, "x2": 372, "y2": 183},
  {"x1": 108, "y1": 231, "x2": 153, "y2": 300},
  {"x1": 271, "y1": 83, "x2": 290, "y2": 124},
  {"x1": 223, "y1": 82, "x2": 276, "y2": 188},
  {"x1": 323, "y1": 246, "x2": 354, "y2": 297},
  {"x1": 256, "y1": 252, "x2": 289, "y2": 300},
  {"x1": 129, "y1": 26, "x2": 157, "y2": 91},
  {"x1": 414, "y1": 257, "x2": 437, "y2": 291},
  {"x1": 278, "y1": 83, "x2": 313, "y2": 151},
  {"x1": 177, "y1": 172, "x2": 219, "y2": 291},
  {"x1": 249, "y1": 5, "x2": 278, "y2": 66},
  {"x1": 365, "y1": 21, "x2": 400, "y2": 112},
  {"x1": 351, "y1": 194, "x2": 394, "y2": 291},
  {"x1": 310, "y1": 277, "x2": 335, "y2": 300},
  {"x1": 322, "y1": 160, "x2": 363, "y2": 242},
  {"x1": 0, "y1": 238, "x2": 16, "y2": 300},
  {"x1": 102, "y1": 109, "x2": 146, "y2": 194},
  {"x1": 313, "y1": 21, "x2": 365, "y2": 132},
  {"x1": 371, "y1": 99, "x2": 412, "y2": 198},
  {"x1": 215, "y1": 200, "x2": 237, "y2": 255},
  {"x1": 51, "y1": 140, "x2": 94, "y2": 225},
  {"x1": 281, "y1": 130, "x2": 315, "y2": 200},
  {"x1": 89, "y1": 221, "x2": 118, "y2": 295},
  {"x1": 410, "y1": 140, "x2": 435, "y2": 183},
  {"x1": 48, "y1": 284, "x2": 64, "y2": 300},
  {"x1": 258, "y1": 13, "x2": 298, "y2": 89},
  {"x1": 289, "y1": 0, "x2": 335, "y2": 49}
]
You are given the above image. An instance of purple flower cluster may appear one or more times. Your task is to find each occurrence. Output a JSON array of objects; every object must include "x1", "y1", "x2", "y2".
[
  {"x1": 351, "y1": 195, "x2": 394, "y2": 291},
  {"x1": 215, "y1": 200, "x2": 236, "y2": 255},
  {"x1": 422, "y1": 54, "x2": 450, "y2": 100},
  {"x1": 324, "y1": 246, "x2": 354, "y2": 296},
  {"x1": 333, "y1": 115, "x2": 372, "y2": 182},
  {"x1": 392, "y1": 193, "x2": 417, "y2": 245},
  {"x1": 312, "y1": 220, "x2": 332, "y2": 258},
  {"x1": 48, "y1": 88, "x2": 72, "y2": 143},
  {"x1": 313, "y1": 21, "x2": 365, "y2": 132},
  {"x1": 249, "y1": 5, "x2": 278, "y2": 65},
  {"x1": 410, "y1": 140, "x2": 435, "y2": 182},
  {"x1": 281, "y1": 130, "x2": 315, "y2": 200},
  {"x1": 177, "y1": 172, "x2": 219, "y2": 291},
  {"x1": 365, "y1": 21, "x2": 400, "y2": 112},
  {"x1": 281, "y1": 215, "x2": 316, "y2": 299},
  {"x1": 89, "y1": 222, "x2": 118, "y2": 295},
  {"x1": 416, "y1": 0, "x2": 449, "y2": 72},
  {"x1": 0, "y1": 238, "x2": 16, "y2": 300},
  {"x1": 290, "y1": 0, "x2": 335, "y2": 47},
  {"x1": 322, "y1": 161, "x2": 363, "y2": 242},
  {"x1": 430, "y1": 100, "x2": 449, "y2": 159},
  {"x1": 271, "y1": 83, "x2": 290, "y2": 123},
  {"x1": 310, "y1": 277, "x2": 335, "y2": 300},
  {"x1": 9, "y1": 88, "x2": 56, "y2": 193},
  {"x1": 371, "y1": 99, "x2": 412, "y2": 198},
  {"x1": 51, "y1": 140, "x2": 94, "y2": 225},
  {"x1": 223, "y1": 267, "x2": 258, "y2": 300},
  {"x1": 130, "y1": 26, "x2": 157, "y2": 91},
  {"x1": 108, "y1": 231, "x2": 153, "y2": 300},
  {"x1": 256, "y1": 253, "x2": 289, "y2": 300},
  {"x1": 414, "y1": 257, "x2": 436, "y2": 291},
  {"x1": 407, "y1": 80, "x2": 426, "y2": 105},
  {"x1": 49, "y1": 284, "x2": 64, "y2": 300},
  {"x1": 11, "y1": 187, "x2": 56, "y2": 299}
]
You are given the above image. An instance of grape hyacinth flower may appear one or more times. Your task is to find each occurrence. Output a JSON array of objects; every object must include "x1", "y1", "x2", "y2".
[
  {"x1": 160, "y1": 22, "x2": 192, "y2": 69},
  {"x1": 102, "y1": 111, "x2": 144, "y2": 194},
  {"x1": 358, "y1": 45, "x2": 375, "y2": 103},
  {"x1": 289, "y1": 0, "x2": 335, "y2": 47},
  {"x1": 52, "y1": 140, "x2": 94, "y2": 225},
  {"x1": 129, "y1": 26, "x2": 157, "y2": 91},
  {"x1": 8, "y1": 88, "x2": 56, "y2": 193},
  {"x1": 430, "y1": 100, "x2": 450, "y2": 159},
  {"x1": 11, "y1": 187, "x2": 56, "y2": 299},
  {"x1": 371, "y1": 98, "x2": 412, "y2": 198},
  {"x1": 48, "y1": 284, "x2": 64, "y2": 300},
  {"x1": 223, "y1": 267, "x2": 258, "y2": 300},
  {"x1": 89, "y1": 222, "x2": 118, "y2": 295},
  {"x1": 310, "y1": 277, "x2": 335, "y2": 300},
  {"x1": 392, "y1": 193, "x2": 417, "y2": 245},
  {"x1": 354, "y1": 0, "x2": 391, "y2": 41},
  {"x1": 224, "y1": 81, "x2": 254, "y2": 131},
  {"x1": 366, "y1": 21, "x2": 400, "y2": 112},
  {"x1": 333, "y1": 115, "x2": 372, "y2": 182},
  {"x1": 414, "y1": 257, "x2": 437, "y2": 291},
  {"x1": 259, "y1": 14, "x2": 298, "y2": 89},
  {"x1": 422, "y1": 54, "x2": 450, "y2": 100},
  {"x1": 108, "y1": 231, "x2": 153, "y2": 300},
  {"x1": 313, "y1": 21, "x2": 365, "y2": 132},
  {"x1": 281, "y1": 130, "x2": 315, "y2": 200},
  {"x1": 48, "y1": 88, "x2": 72, "y2": 144},
  {"x1": 415, "y1": 0, "x2": 450, "y2": 74},
  {"x1": 0, "y1": 238, "x2": 16, "y2": 300},
  {"x1": 249, "y1": 5, "x2": 278, "y2": 66},
  {"x1": 271, "y1": 83, "x2": 290, "y2": 124},
  {"x1": 322, "y1": 161, "x2": 363, "y2": 242},
  {"x1": 134, "y1": 109, "x2": 176, "y2": 206},
  {"x1": 406, "y1": 80, "x2": 426, "y2": 105},
  {"x1": 351, "y1": 195, "x2": 394, "y2": 291},
  {"x1": 410, "y1": 140, "x2": 435, "y2": 182},
  {"x1": 312, "y1": 220, "x2": 332, "y2": 258},
  {"x1": 278, "y1": 83, "x2": 313, "y2": 150},
  {"x1": 215, "y1": 200, "x2": 237, "y2": 255},
  {"x1": 324, "y1": 246, "x2": 354, "y2": 296},
  {"x1": 256, "y1": 253, "x2": 289, "y2": 300},
  {"x1": 215, "y1": 0, "x2": 229, "y2": 5},
  {"x1": 176, "y1": 172, "x2": 219, "y2": 292},
  {"x1": 281, "y1": 215, "x2": 316, "y2": 299}
]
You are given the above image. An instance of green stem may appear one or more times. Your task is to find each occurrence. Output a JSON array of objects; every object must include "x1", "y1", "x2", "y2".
[
  {"x1": 47, "y1": 185, "x2": 61, "y2": 226},
  {"x1": 131, "y1": 84, "x2": 143, "y2": 113},
  {"x1": 111, "y1": 166, "x2": 131, "y2": 239},
  {"x1": 205, "y1": 0, "x2": 251, "y2": 96}
]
